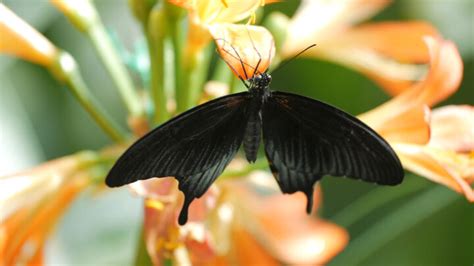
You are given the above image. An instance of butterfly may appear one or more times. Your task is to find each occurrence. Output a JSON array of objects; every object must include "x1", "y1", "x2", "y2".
[{"x1": 105, "y1": 43, "x2": 404, "y2": 225}]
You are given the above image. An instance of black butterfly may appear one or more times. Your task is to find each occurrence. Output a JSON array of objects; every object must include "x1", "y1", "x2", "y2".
[{"x1": 106, "y1": 66, "x2": 404, "y2": 225}]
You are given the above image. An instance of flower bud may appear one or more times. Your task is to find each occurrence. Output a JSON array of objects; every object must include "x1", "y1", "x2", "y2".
[
  {"x1": 0, "y1": 4, "x2": 58, "y2": 66},
  {"x1": 50, "y1": 0, "x2": 99, "y2": 32}
]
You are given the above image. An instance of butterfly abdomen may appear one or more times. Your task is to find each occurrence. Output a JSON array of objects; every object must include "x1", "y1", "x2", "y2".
[
  {"x1": 243, "y1": 112, "x2": 261, "y2": 163},
  {"x1": 243, "y1": 98, "x2": 262, "y2": 163}
]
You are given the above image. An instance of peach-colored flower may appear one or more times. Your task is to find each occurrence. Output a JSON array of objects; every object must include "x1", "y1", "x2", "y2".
[
  {"x1": 137, "y1": 179, "x2": 219, "y2": 266},
  {"x1": 131, "y1": 171, "x2": 348, "y2": 265},
  {"x1": 170, "y1": 0, "x2": 264, "y2": 49},
  {"x1": 282, "y1": 0, "x2": 440, "y2": 95},
  {"x1": 429, "y1": 105, "x2": 474, "y2": 153},
  {"x1": 0, "y1": 152, "x2": 96, "y2": 265},
  {"x1": 392, "y1": 105, "x2": 474, "y2": 201},
  {"x1": 170, "y1": 0, "x2": 265, "y2": 26},
  {"x1": 0, "y1": 4, "x2": 58, "y2": 66},
  {"x1": 170, "y1": 0, "x2": 275, "y2": 79},
  {"x1": 209, "y1": 23, "x2": 275, "y2": 79},
  {"x1": 359, "y1": 37, "x2": 473, "y2": 201}
]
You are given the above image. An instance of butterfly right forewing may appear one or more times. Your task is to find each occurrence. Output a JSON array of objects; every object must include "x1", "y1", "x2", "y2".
[{"x1": 262, "y1": 91, "x2": 404, "y2": 211}]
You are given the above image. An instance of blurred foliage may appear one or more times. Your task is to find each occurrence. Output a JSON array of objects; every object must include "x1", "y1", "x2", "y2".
[{"x1": 0, "y1": 0, "x2": 473, "y2": 265}]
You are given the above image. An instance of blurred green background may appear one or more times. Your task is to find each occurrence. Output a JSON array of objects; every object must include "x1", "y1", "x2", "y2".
[{"x1": 1, "y1": 0, "x2": 473, "y2": 265}]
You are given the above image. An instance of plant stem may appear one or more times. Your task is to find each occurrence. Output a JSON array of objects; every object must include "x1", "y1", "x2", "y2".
[
  {"x1": 165, "y1": 2, "x2": 184, "y2": 112},
  {"x1": 134, "y1": 225, "x2": 153, "y2": 266},
  {"x1": 330, "y1": 175, "x2": 427, "y2": 228},
  {"x1": 230, "y1": 75, "x2": 246, "y2": 93},
  {"x1": 211, "y1": 58, "x2": 243, "y2": 94},
  {"x1": 87, "y1": 23, "x2": 144, "y2": 118},
  {"x1": 211, "y1": 58, "x2": 232, "y2": 83},
  {"x1": 177, "y1": 44, "x2": 212, "y2": 113},
  {"x1": 49, "y1": 51, "x2": 126, "y2": 142},
  {"x1": 147, "y1": 6, "x2": 170, "y2": 124},
  {"x1": 52, "y1": 0, "x2": 144, "y2": 119},
  {"x1": 330, "y1": 186, "x2": 459, "y2": 266},
  {"x1": 147, "y1": 35, "x2": 169, "y2": 124}
]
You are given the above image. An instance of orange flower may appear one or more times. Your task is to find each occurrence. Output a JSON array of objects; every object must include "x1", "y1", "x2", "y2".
[
  {"x1": 209, "y1": 23, "x2": 275, "y2": 79},
  {"x1": 0, "y1": 152, "x2": 96, "y2": 265},
  {"x1": 282, "y1": 0, "x2": 440, "y2": 95},
  {"x1": 170, "y1": 0, "x2": 275, "y2": 79},
  {"x1": 170, "y1": 0, "x2": 265, "y2": 26},
  {"x1": 218, "y1": 174, "x2": 349, "y2": 265},
  {"x1": 393, "y1": 105, "x2": 474, "y2": 201},
  {"x1": 359, "y1": 37, "x2": 473, "y2": 201},
  {"x1": 0, "y1": 4, "x2": 58, "y2": 66},
  {"x1": 170, "y1": 0, "x2": 265, "y2": 50},
  {"x1": 140, "y1": 179, "x2": 219, "y2": 266},
  {"x1": 429, "y1": 105, "x2": 474, "y2": 153},
  {"x1": 131, "y1": 170, "x2": 348, "y2": 265}
]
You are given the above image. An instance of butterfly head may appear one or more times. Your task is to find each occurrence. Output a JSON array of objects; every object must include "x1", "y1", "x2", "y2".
[{"x1": 249, "y1": 73, "x2": 272, "y2": 91}]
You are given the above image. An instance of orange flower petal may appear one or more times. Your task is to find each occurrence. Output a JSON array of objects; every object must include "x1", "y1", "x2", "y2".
[
  {"x1": 318, "y1": 22, "x2": 439, "y2": 94},
  {"x1": 224, "y1": 175, "x2": 347, "y2": 265},
  {"x1": 178, "y1": 0, "x2": 263, "y2": 25},
  {"x1": 202, "y1": 0, "x2": 262, "y2": 24},
  {"x1": 129, "y1": 178, "x2": 178, "y2": 201},
  {"x1": 0, "y1": 4, "x2": 58, "y2": 66},
  {"x1": 209, "y1": 23, "x2": 275, "y2": 80},
  {"x1": 284, "y1": 0, "x2": 391, "y2": 55},
  {"x1": 143, "y1": 200, "x2": 183, "y2": 265},
  {"x1": 140, "y1": 172, "x2": 348, "y2": 264},
  {"x1": 0, "y1": 153, "x2": 97, "y2": 265},
  {"x1": 359, "y1": 37, "x2": 462, "y2": 142},
  {"x1": 227, "y1": 228, "x2": 279, "y2": 265},
  {"x1": 394, "y1": 144, "x2": 459, "y2": 191},
  {"x1": 394, "y1": 144, "x2": 474, "y2": 202},
  {"x1": 397, "y1": 36, "x2": 463, "y2": 106},
  {"x1": 0, "y1": 155, "x2": 83, "y2": 219},
  {"x1": 1, "y1": 173, "x2": 88, "y2": 265},
  {"x1": 307, "y1": 24, "x2": 440, "y2": 95},
  {"x1": 254, "y1": 212, "x2": 349, "y2": 265},
  {"x1": 140, "y1": 179, "x2": 222, "y2": 265},
  {"x1": 341, "y1": 22, "x2": 439, "y2": 63},
  {"x1": 429, "y1": 105, "x2": 474, "y2": 153},
  {"x1": 427, "y1": 149, "x2": 474, "y2": 201},
  {"x1": 359, "y1": 103, "x2": 431, "y2": 145}
]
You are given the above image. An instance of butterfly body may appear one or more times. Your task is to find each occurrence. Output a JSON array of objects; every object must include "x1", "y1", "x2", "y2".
[
  {"x1": 106, "y1": 73, "x2": 404, "y2": 225},
  {"x1": 242, "y1": 73, "x2": 272, "y2": 163}
]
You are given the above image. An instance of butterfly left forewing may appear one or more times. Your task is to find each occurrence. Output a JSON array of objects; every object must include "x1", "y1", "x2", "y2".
[
  {"x1": 262, "y1": 91, "x2": 404, "y2": 212},
  {"x1": 106, "y1": 92, "x2": 252, "y2": 224},
  {"x1": 106, "y1": 92, "x2": 251, "y2": 187}
]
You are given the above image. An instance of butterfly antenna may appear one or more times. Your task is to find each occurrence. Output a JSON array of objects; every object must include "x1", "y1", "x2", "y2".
[
  {"x1": 265, "y1": 39, "x2": 274, "y2": 73},
  {"x1": 245, "y1": 26, "x2": 263, "y2": 78},
  {"x1": 271, "y1": 44, "x2": 317, "y2": 75},
  {"x1": 216, "y1": 47, "x2": 250, "y2": 89},
  {"x1": 215, "y1": 38, "x2": 257, "y2": 71},
  {"x1": 215, "y1": 38, "x2": 252, "y2": 88}
]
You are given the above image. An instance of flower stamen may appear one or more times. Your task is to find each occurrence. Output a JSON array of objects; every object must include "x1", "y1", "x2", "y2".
[{"x1": 220, "y1": 0, "x2": 228, "y2": 8}]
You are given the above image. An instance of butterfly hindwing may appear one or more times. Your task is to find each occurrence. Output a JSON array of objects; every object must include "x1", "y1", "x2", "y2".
[
  {"x1": 262, "y1": 91, "x2": 404, "y2": 211},
  {"x1": 106, "y1": 92, "x2": 251, "y2": 224}
]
